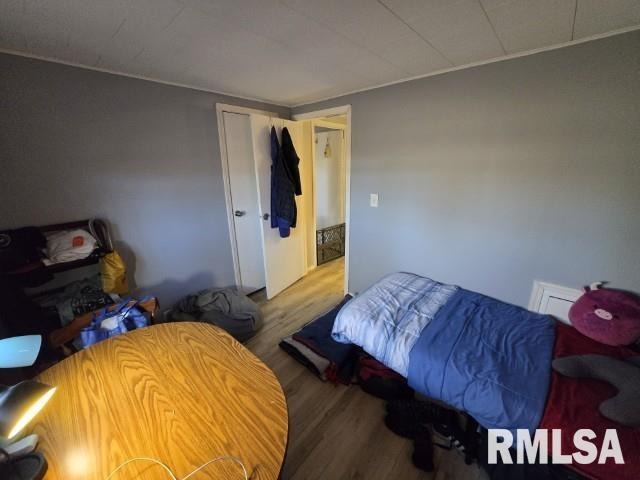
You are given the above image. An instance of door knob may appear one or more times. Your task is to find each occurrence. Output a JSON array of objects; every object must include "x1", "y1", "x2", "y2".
[
  {"x1": 234, "y1": 210, "x2": 246, "y2": 217},
  {"x1": 262, "y1": 213, "x2": 270, "y2": 221}
]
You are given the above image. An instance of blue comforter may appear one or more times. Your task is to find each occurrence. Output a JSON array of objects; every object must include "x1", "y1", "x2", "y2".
[{"x1": 332, "y1": 273, "x2": 556, "y2": 433}]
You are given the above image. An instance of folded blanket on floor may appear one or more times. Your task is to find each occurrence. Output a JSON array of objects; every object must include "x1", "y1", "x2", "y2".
[{"x1": 279, "y1": 295, "x2": 357, "y2": 384}]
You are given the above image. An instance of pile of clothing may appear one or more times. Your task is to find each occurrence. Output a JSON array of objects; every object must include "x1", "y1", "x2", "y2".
[
  {"x1": 280, "y1": 296, "x2": 357, "y2": 383},
  {"x1": 0, "y1": 226, "x2": 99, "y2": 287},
  {"x1": 35, "y1": 275, "x2": 115, "y2": 328},
  {"x1": 169, "y1": 288, "x2": 263, "y2": 342}
]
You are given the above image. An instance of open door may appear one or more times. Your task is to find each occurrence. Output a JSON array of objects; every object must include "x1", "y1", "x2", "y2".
[{"x1": 250, "y1": 114, "x2": 311, "y2": 299}]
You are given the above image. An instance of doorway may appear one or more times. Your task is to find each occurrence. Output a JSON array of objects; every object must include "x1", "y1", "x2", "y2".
[
  {"x1": 294, "y1": 106, "x2": 352, "y2": 296},
  {"x1": 313, "y1": 119, "x2": 346, "y2": 266},
  {"x1": 217, "y1": 104, "x2": 351, "y2": 298}
]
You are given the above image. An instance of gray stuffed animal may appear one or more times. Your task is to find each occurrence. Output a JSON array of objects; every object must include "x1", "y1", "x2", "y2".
[{"x1": 552, "y1": 355, "x2": 640, "y2": 427}]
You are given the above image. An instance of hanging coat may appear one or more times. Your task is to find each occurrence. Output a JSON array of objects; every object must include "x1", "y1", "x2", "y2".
[
  {"x1": 281, "y1": 127, "x2": 302, "y2": 197},
  {"x1": 270, "y1": 126, "x2": 297, "y2": 237}
]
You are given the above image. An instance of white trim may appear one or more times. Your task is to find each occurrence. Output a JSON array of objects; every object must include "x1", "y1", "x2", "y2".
[
  {"x1": 4, "y1": 25, "x2": 637, "y2": 108},
  {"x1": 291, "y1": 25, "x2": 640, "y2": 107},
  {"x1": 293, "y1": 105, "x2": 352, "y2": 296},
  {"x1": 528, "y1": 280, "x2": 583, "y2": 324},
  {"x1": 215, "y1": 103, "x2": 281, "y2": 289},
  {"x1": 313, "y1": 119, "x2": 347, "y2": 130},
  {"x1": 293, "y1": 106, "x2": 351, "y2": 121},
  {"x1": 0, "y1": 48, "x2": 289, "y2": 107}
]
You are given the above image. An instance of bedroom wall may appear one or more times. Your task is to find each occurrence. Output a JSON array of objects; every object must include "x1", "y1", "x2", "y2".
[
  {"x1": 293, "y1": 31, "x2": 640, "y2": 307},
  {"x1": 0, "y1": 53, "x2": 289, "y2": 307}
]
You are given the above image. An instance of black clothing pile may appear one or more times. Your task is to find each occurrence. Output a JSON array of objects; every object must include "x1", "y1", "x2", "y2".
[
  {"x1": 383, "y1": 398, "x2": 478, "y2": 473},
  {"x1": 0, "y1": 227, "x2": 53, "y2": 286}
]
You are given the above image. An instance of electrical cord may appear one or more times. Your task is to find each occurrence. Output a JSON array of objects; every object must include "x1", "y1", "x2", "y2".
[{"x1": 105, "y1": 455, "x2": 249, "y2": 480}]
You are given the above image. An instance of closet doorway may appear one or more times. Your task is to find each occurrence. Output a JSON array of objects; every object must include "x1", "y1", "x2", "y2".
[{"x1": 216, "y1": 104, "x2": 276, "y2": 294}]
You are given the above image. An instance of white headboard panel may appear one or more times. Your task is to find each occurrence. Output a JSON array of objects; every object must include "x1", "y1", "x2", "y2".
[{"x1": 528, "y1": 281, "x2": 583, "y2": 324}]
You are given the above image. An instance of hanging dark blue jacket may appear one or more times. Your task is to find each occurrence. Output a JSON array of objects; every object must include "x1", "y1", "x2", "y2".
[{"x1": 270, "y1": 126, "x2": 296, "y2": 237}]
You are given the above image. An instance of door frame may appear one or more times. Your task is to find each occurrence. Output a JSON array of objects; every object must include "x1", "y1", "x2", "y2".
[
  {"x1": 307, "y1": 119, "x2": 346, "y2": 270},
  {"x1": 216, "y1": 103, "x2": 281, "y2": 289},
  {"x1": 293, "y1": 105, "x2": 352, "y2": 295}
]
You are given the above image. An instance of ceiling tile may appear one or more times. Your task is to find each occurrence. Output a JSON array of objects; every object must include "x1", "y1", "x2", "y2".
[
  {"x1": 481, "y1": 0, "x2": 575, "y2": 53},
  {"x1": 383, "y1": 0, "x2": 506, "y2": 65},
  {"x1": 573, "y1": 0, "x2": 640, "y2": 38},
  {"x1": 374, "y1": 33, "x2": 452, "y2": 75},
  {"x1": 1, "y1": 0, "x2": 639, "y2": 105}
]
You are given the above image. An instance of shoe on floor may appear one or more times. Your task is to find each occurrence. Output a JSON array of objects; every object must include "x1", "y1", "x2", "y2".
[
  {"x1": 432, "y1": 412, "x2": 467, "y2": 455},
  {"x1": 384, "y1": 412, "x2": 429, "y2": 439},
  {"x1": 412, "y1": 431, "x2": 435, "y2": 472},
  {"x1": 385, "y1": 398, "x2": 440, "y2": 424}
]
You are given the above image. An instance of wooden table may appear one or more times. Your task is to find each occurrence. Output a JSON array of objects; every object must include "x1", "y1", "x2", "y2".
[{"x1": 33, "y1": 322, "x2": 288, "y2": 480}]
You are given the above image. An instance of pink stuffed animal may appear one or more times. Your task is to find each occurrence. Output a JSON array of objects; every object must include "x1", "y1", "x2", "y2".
[{"x1": 569, "y1": 282, "x2": 640, "y2": 346}]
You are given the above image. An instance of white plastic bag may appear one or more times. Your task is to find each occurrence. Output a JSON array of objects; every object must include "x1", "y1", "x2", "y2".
[{"x1": 44, "y1": 229, "x2": 96, "y2": 264}]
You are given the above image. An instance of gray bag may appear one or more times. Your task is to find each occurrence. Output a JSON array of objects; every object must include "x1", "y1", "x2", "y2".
[{"x1": 170, "y1": 288, "x2": 262, "y2": 342}]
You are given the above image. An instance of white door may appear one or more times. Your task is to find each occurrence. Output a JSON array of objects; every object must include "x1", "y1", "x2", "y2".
[
  {"x1": 250, "y1": 114, "x2": 308, "y2": 299},
  {"x1": 222, "y1": 112, "x2": 265, "y2": 292}
]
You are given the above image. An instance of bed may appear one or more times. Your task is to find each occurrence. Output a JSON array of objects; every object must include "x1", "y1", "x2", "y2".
[{"x1": 332, "y1": 272, "x2": 639, "y2": 480}]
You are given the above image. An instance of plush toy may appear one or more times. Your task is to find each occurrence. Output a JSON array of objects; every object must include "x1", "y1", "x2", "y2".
[
  {"x1": 569, "y1": 282, "x2": 640, "y2": 346},
  {"x1": 552, "y1": 355, "x2": 640, "y2": 427}
]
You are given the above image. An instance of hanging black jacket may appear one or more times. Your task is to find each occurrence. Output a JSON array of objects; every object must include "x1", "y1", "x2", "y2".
[
  {"x1": 270, "y1": 126, "x2": 296, "y2": 237},
  {"x1": 281, "y1": 127, "x2": 302, "y2": 196}
]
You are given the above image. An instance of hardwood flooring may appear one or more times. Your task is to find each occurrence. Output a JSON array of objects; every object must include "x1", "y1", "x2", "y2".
[{"x1": 246, "y1": 259, "x2": 488, "y2": 480}]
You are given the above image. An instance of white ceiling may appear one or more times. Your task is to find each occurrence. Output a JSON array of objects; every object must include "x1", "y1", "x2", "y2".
[{"x1": 1, "y1": 0, "x2": 639, "y2": 106}]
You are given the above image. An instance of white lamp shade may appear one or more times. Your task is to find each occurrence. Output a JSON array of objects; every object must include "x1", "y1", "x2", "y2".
[{"x1": 0, "y1": 335, "x2": 42, "y2": 368}]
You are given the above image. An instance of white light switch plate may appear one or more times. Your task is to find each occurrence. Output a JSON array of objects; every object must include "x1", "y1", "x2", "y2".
[{"x1": 370, "y1": 193, "x2": 379, "y2": 207}]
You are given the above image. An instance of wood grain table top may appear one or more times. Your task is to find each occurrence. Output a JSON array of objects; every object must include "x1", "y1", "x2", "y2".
[{"x1": 33, "y1": 322, "x2": 288, "y2": 480}]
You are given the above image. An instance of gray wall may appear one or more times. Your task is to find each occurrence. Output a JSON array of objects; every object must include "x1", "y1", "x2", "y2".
[
  {"x1": 0, "y1": 53, "x2": 289, "y2": 307},
  {"x1": 294, "y1": 31, "x2": 640, "y2": 307}
]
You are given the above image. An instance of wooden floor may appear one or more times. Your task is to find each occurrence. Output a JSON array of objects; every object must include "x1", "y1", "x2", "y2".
[{"x1": 246, "y1": 259, "x2": 488, "y2": 480}]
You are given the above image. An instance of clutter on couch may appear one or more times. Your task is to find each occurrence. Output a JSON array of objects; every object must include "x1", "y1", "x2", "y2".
[
  {"x1": 49, "y1": 297, "x2": 159, "y2": 349},
  {"x1": 34, "y1": 275, "x2": 115, "y2": 326},
  {"x1": 43, "y1": 229, "x2": 96, "y2": 265},
  {"x1": 169, "y1": 289, "x2": 262, "y2": 342},
  {"x1": 569, "y1": 282, "x2": 640, "y2": 346},
  {"x1": 0, "y1": 219, "x2": 120, "y2": 289},
  {"x1": 1, "y1": 218, "x2": 140, "y2": 378}
]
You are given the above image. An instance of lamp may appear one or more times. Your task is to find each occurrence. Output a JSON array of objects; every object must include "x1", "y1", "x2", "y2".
[
  {"x1": 0, "y1": 334, "x2": 56, "y2": 479},
  {"x1": 0, "y1": 335, "x2": 42, "y2": 368},
  {"x1": 0, "y1": 381, "x2": 56, "y2": 440}
]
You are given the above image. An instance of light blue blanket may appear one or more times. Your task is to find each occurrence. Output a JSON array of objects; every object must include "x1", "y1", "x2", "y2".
[{"x1": 332, "y1": 272, "x2": 457, "y2": 376}]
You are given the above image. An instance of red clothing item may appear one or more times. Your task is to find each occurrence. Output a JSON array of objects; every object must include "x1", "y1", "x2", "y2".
[{"x1": 540, "y1": 323, "x2": 640, "y2": 480}]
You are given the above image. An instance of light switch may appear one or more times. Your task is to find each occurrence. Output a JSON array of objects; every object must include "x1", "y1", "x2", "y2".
[{"x1": 370, "y1": 193, "x2": 379, "y2": 208}]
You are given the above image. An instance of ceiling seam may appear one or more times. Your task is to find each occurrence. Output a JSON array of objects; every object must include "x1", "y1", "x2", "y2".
[
  {"x1": 0, "y1": 48, "x2": 292, "y2": 107},
  {"x1": 163, "y1": 5, "x2": 185, "y2": 31},
  {"x1": 478, "y1": 0, "x2": 508, "y2": 55},
  {"x1": 376, "y1": 0, "x2": 455, "y2": 67},
  {"x1": 291, "y1": 25, "x2": 640, "y2": 108},
  {"x1": 277, "y1": 0, "x2": 414, "y2": 78},
  {"x1": 571, "y1": 0, "x2": 579, "y2": 41},
  {"x1": 111, "y1": 18, "x2": 126, "y2": 39}
]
